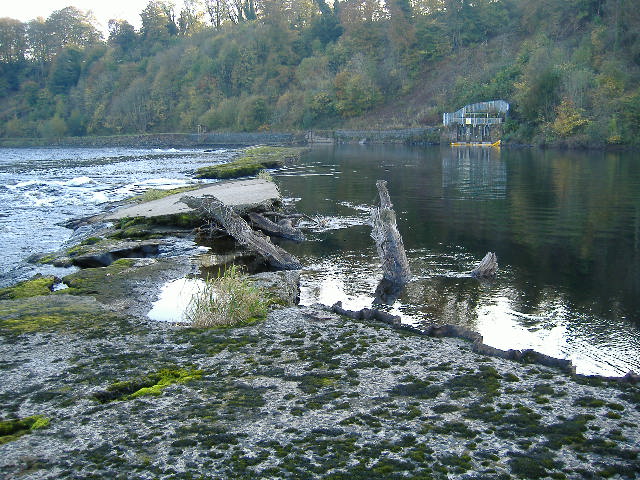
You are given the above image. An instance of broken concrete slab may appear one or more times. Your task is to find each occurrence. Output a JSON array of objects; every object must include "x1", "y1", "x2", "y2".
[{"x1": 103, "y1": 179, "x2": 281, "y2": 221}]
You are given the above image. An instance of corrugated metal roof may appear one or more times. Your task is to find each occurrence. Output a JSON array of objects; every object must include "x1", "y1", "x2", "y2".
[{"x1": 443, "y1": 100, "x2": 509, "y2": 126}]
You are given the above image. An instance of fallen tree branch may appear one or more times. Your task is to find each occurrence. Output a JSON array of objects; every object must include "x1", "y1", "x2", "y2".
[
  {"x1": 248, "y1": 212, "x2": 305, "y2": 242},
  {"x1": 330, "y1": 302, "x2": 579, "y2": 375},
  {"x1": 261, "y1": 211, "x2": 321, "y2": 226},
  {"x1": 181, "y1": 195, "x2": 302, "y2": 270}
]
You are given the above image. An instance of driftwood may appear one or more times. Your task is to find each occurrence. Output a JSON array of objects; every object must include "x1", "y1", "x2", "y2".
[
  {"x1": 181, "y1": 195, "x2": 301, "y2": 270},
  {"x1": 471, "y1": 252, "x2": 498, "y2": 278},
  {"x1": 370, "y1": 180, "x2": 411, "y2": 302},
  {"x1": 331, "y1": 302, "x2": 577, "y2": 375},
  {"x1": 248, "y1": 212, "x2": 305, "y2": 242}
]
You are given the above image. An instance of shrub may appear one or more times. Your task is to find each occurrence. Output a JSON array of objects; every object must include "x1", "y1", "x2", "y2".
[{"x1": 185, "y1": 266, "x2": 269, "y2": 327}]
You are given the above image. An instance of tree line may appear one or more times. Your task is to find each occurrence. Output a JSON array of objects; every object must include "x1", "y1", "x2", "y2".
[{"x1": 0, "y1": 0, "x2": 639, "y2": 146}]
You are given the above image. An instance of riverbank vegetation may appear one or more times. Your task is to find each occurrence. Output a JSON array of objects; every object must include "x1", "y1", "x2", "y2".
[
  {"x1": 185, "y1": 265, "x2": 270, "y2": 327},
  {"x1": 0, "y1": 0, "x2": 639, "y2": 146}
]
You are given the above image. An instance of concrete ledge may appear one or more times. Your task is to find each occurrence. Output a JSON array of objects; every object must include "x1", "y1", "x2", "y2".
[{"x1": 104, "y1": 179, "x2": 280, "y2": 221}]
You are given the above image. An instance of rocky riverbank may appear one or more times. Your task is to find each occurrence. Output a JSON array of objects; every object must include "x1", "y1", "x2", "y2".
[
  {"x1": 1, "y1": 152, "x2": 639, "y2": 479},
  {"x1": 2, "y1": 298, "x2": 639, "y2": 479}
]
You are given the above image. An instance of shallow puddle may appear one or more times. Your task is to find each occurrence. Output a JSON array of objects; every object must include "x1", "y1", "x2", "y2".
[{"x1": 147, "y1": 277, "x2": 206, "y2": 323}]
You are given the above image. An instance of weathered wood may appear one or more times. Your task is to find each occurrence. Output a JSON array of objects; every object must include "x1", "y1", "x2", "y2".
[
  {"x1": 330, "y1": 302, "x2": 577, "y2": 375},
  {"x1": 471, "y1": 251, "x2": 498, "y2": 278},
  {"x1": 248, "y1": 212, "x2": 305, "y2": 242},
  {"x1": 262, "y1": 211, "x2": 321, "y2": 225},
  {"x1": 181, "y1": 195, "x2": 302, "y2": 270},
  {"x1": 370, "y1": 180, "x2": 411, "y2": 294}
]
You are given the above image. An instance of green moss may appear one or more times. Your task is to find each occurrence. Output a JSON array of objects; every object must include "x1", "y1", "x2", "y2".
[
  {"x1": 544, "y1": 415, "x2": 594, "y2": 449},
  {"x1": 61, "y1": 258, "x2": 137, "y2": 296},
  {"x1": 0, "y1": 294, "x2": 128, "y2": 335},
  {"x1": 114, "y1": 212, "x2": 201, "y2": 232},
  {"x1": 465, "y1": 403, "x2": 505, "y2": 423},
  {"x1": 533, "y1": 383, "x2": 555, "y2": 396},
  {"x1": 508, "y1": 451, "x2": 562, "y2": 479},
  {"x1": 195, "y1": 146, "x2": 307, "y2": 179},
  {"x1": 503, "y1": 372, "x2": 520, "y2": 382},
  {"x1": 0, "y1": 275, "x2": 56, "y2": 300},
  {"x1": 223, "y1": 383, "x2": 266, "y2": 409},
  {"x1": 0, "y1": 415, "x2": 50, "y2": 444},
  {"x1": 432, "y1": 421, "x2": 478, "y2": 439},
  {"x1": 444, "y1": 365, "x2": 502, "y2": 400},
  {"x1": 432, "y1": 404, "x2": 461, "y2": 414},
  {"x1": 292, "y1": 374, "x2": 339, "y2": 394},
  {"x1": 390, "y1": 376, "x2": 444, "y2": 399},
  {"x1": 125, "y1": 186, "x2": 199, "y2": 204},
  {"x1": 440, "y1": 453, "x2": 472, "y2": 472},
  {"x1": 94, "y1": 367, "x2": 203, "y2": 402},
  {"x1": 35, "y1": 253, "x2": 58, "y2": 265},
  {"x1": 494, "y1": 405, "x2": 543, "y2": 439},
  {"x1": 108, "y1": 225, "x2": 160, "y2": 240},
  {"x1": 196, "y1": 161, "x2": 266, "y2": 179},
  {"x1": 574, "y1": 396, "x2": 606, "y2": 408}
]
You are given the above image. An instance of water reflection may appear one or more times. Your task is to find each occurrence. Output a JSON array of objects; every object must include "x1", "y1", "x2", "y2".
[
  {"x1": 147, "y1": 278, "x2": 205, "y2": 323},
  {"x1": 442, "y1": 147, "x2": 506, "y2": 199},
  {"x1": 277, "y1": 144, "x2": 640, "y2": 376}
]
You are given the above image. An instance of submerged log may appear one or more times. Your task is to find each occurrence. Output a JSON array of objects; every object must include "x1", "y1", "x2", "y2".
[
  {"x1": 370, "y1": 180, "x2": 411, "y2": 301},
  {"x1": 248, "y1": 212, "x2": 305, "y2": 242},
  {"x1": 471, "y1": 252, "x2": 498, "y2": 278},
  {"x1": 181, "y1": 195, "x2": 302, "y2": 270}
]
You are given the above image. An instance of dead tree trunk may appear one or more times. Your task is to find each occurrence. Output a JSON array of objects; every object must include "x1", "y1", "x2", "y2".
[
  {"x1": 370, "y1": 180, "x2": 411, "y2": 302},
  {"x1": 471, "y1": 252, "x2": 498, "y2": 278},
  {"x1": 181, "y1": 195, "x2": 302, "y2": 270},
  {"x1": 248, "y1": 212, "x2": 305, "y2": 242}
]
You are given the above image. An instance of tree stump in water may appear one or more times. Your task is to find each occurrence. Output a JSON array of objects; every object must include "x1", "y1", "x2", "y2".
[
  {"x1": 370, "y1": 180, "x2": 411, "y2": 302},
  {"x1": 181, "y1": 195, "x2": 302, "y2": 270},
  {"x1": 471, "y1": 252, "x2": 498, "y2": 278}
]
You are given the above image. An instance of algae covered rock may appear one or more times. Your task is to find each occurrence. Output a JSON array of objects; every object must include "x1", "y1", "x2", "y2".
[
  {"x1": 0, "y1": 294, "x2": 129, "y2": 335},
  {"x1": 33, "y1": 237, "x2": 163, "y2": 268},
  {"x1": 93, "y1": 367, "x2": 203, "y2": 403},
  {"x1": 0, "y1": 275, "x2": 58, "y2": 300},
  {"x1": 195, "y1": 146, "x2": 308, "y2": 179},
  {"x1": 0, "y1": 415, "x2": 50, "y2": 445}
]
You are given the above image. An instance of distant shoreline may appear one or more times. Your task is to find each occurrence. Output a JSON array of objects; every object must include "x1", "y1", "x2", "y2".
[
  {"x1": 0, "y1": 127, "x2": 444, "y2": 148},
  {"x1": 0, "y1": 130, "x2": 627, "y2": 150},
  {"x1": 0, "y1": 132, "x2": 306, "y2": 149}
]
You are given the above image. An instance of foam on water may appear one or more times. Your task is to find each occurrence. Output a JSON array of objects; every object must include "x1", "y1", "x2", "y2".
[
  {"x1": 0, "y1": 146, "x2": 236, "y2": 288},
  {"x1": 65, "y1": 176, "x2": 95, "y2": 186}
]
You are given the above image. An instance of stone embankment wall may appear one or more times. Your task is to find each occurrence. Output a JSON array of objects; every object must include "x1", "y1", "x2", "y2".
[
  {"x1": 1, "y1": 129, "x2": 447, "y2": 148},
  {"x1": 0, "y1": 132, "x2": 307, "y2": 148},
  {"x1": 307, "y1": 127, "x2": 442, "y2": 144}
]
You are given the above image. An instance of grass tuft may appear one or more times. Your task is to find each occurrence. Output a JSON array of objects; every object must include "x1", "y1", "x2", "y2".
[{"x1": 185, "y1": 265, "x2": 269, "y2": 328}]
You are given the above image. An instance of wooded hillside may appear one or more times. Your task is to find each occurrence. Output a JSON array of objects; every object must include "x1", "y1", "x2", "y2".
[{"x1": 1, "y1": 0, "x2": 639, "y2": 146}]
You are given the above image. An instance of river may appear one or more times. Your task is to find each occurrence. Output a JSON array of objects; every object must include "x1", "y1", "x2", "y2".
[{"x1": 1, "y1": 144, "x2": 639, "y2": 376}]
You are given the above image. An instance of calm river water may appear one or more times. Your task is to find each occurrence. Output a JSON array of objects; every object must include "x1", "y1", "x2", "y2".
[
  {"x1": 275, "y1": 145, "x2": 640, "y2": 377},
  {"x1": 1, "y1": 145, "x2": 639, "y2": 376}
]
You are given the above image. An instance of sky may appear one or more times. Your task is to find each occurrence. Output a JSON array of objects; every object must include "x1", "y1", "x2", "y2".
[{"x1": 2, "y1": 1, "x2": 163, "y2": 33}]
